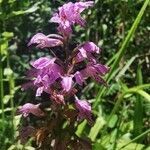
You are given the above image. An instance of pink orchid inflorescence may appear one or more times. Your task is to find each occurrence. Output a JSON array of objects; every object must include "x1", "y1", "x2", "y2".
[{"x1": 18, "y1": 1, "x2": 109, "y2": 148}]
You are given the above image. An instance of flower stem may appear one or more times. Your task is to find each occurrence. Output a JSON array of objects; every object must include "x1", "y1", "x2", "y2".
[{"x1": 0, "y1": 44, "x2": 5, "y2": 132}]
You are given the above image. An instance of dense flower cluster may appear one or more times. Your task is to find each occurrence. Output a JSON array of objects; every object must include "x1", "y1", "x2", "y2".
[
  {"x1": 50, "y1": 1, "x2": 94, "y2": 37},
  {"x1": 18, "y1": 1, "x2": 109, "y2": 149}
]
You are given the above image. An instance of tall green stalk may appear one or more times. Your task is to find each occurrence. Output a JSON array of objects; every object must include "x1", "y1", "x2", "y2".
[
  {"x1": 7, "y1": 50, "x2": 15, "y2": 140},
  {"x1": 133, "y1": 63, "x2": 143, "y2": 141},
  {"x1": 0, "y1": 44, "x2": 5, "y2": 131}
]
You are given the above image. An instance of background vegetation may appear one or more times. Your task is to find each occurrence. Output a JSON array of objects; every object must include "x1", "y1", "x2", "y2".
[{"x1": 0, "y1": 0, "x2": 149, "y2": 149}]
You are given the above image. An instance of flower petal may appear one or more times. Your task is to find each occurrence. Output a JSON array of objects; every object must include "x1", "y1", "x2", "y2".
[
  {"x1": 30, "y1": 57, "x2": 56, "y2": 70},
  {"x1": 28, "y1": 33, "x2": 63, "y2": 48},
  {"x1": 81, "y1": 42, "x2": 100, "y2": 54},
  {"x1": 19, "y1": 103, "x2": 45, "y2": 117},
  {"x1": 75, "y1": 97, "x2": 92, "y2": 123},
  {"x1": 94, "y1": 64, "x2": 110, "y2": 75},
  {"x1": 61, "y1": 76, "x2": 73, "y2": 92},
  {"x1": 36, "y1": 86, "x2": 44, "y2": 97},
  {"x1": 75, "y1": 1, "x2": 94, "y2": 13},
  {"x1": 74, "y1": 71, "x2": 85, "y2": 86}
]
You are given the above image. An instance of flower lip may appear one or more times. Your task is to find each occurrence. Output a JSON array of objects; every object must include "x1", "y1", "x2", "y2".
[
  {"x1": 80, "y1": 42, "x2": 100, "y2": 54},
  {"x1": 74, "y1": 71, "x2": 85, "y2": 86},
  {"x1": 18, "y1": 103, "x2": 45, "y2": 117},
  {"x1": 30, "y1": 57, "x2": 56, "y2": 70},
  {"x1": 28, "y1": 33, "x2": 63, "y2": 48},
  {"x1": 75, "y1": 96, "x2": 93, "y2": 123},
  {"x1": 61, "y1": 75, "x2": 74, "y2": 92}
]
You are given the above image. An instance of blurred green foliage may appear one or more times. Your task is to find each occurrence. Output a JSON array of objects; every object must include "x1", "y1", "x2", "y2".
[{"x1": 0, "y1": 0, "x2": 150, "y2": 149}]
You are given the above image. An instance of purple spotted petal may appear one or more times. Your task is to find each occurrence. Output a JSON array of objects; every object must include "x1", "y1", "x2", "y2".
[
  {"x1": 81, "y1": 42, "x2": 100, "y2": 54},
  {"x1": 61, "y1": 76, "x2": 73, "y2": 92},
  {"x1": 50, "y1": 13, "x2": 61, "y2": 24},
  {"x1": 50, "y1": 9, "x2": 72, "y2": 37},
  {"x1": 74, "y1": 1, "x2": 94, "y2": 26},
  {"x1": 36, "y1": 86, "x2": 44, "y2": 97},
  {"x1": 57, "y1": 24, "x2": 72, "y2": 37},
  {"x1": 75, "y1": 1, "x2": 94, "y2": 13},
  {"x1": 84, "y1": 65, "x2": 97, "y2": 77},
  {"x1": 74, "y1": 42, "x2": 100, "y2": 63},
  {"x1": 79, "y1": 48, "x2": 88, "y2": 58},
  {"x1": 93, "y1": 64, "x2": 110, "y2": 75},
  {"x1": 75, "y1": 49, "x2": 98, "y2": 64},
  {"x1": 58, "y1": 2, "x2": 75, "y2": 23},
  {"x1": 75, "y1": 97, "x2": 92, "y2": 123},
  {"x1": 74, "y1": 71, "x2": 85, "y2": 86},
  {"x1": 28, "y1": 33, "x2": 63, "y2": 48},
  {"x1": 76, "y1": 63, "x2": 109, "y2": 86},
  {"x1": 30, "y1": 57, "x2": 56, "y2": 70},
  {"x1": 74, "y1": 51, "x2": 86, "y2": 63},
  {"x1": 30, "y1": 60, "x2": 63, "y2": 96},
  {"x1": 85, "y1": 63, "x2": 109, "y2": 77},
  {"x1": 19, "y1": 103, "x2": 45, "y2": 117}
]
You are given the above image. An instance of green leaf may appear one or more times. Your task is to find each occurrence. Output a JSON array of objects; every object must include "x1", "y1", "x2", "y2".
[
  {"x1": 76, "y1": 120, "x2": 87, "y2": 136},
  {"x1": 0, "y1": 108, "x2": 12, "y2": 114},
  {"x1": 88, "y1": 116, "x2": 105, "y2": 141},
  {"x1": 12, "y1": 4, "x2": 39, "y2": 16},
  {"x1": 2, "y1": 32, "x2": 14, "y2": 39},
  {"x1": 4, "y1": 68, "x2": 13, "y2": 76},
  {"x1": 8, "y1": 0, "x2": 16, "y2": 3},
  {"x1": 145, "y1": 147, "x2": 150, "y2": 150},
  {"x1": 117, "y1": 139, "x2": 145, "y2": 150},
  {"x1": 108, "y1": 114, "x2": 118, "y2": 128},
  {"x1": 0, "y1": 40, "x2": 8, "y2": 56},
  {"x1": 92, "y1": 142, "x2": 106, "y2": 150},
  {"x1": 3, "y1": 95, "x2": 12, "y2": 104},
  {"x1": 118, "y1": 129, "x2": 150, "y2": 149}
]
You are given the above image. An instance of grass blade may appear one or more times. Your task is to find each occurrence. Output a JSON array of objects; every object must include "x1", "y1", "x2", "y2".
[
  {"x1": 0, "y1": 41, "x2": 5, "y2": 131},
  {"x1": 135, "y1": 90, "x2": 150, "y2": 102},
  {"x1": 133, "y1": 63, "x2": 143, "y2": 140},
  {"x1": 119, "y1": 129, "x2": 150, "y2": 150},
  {"x1": 115, "y1": 55, "x2": 137, "y2": 81}
]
